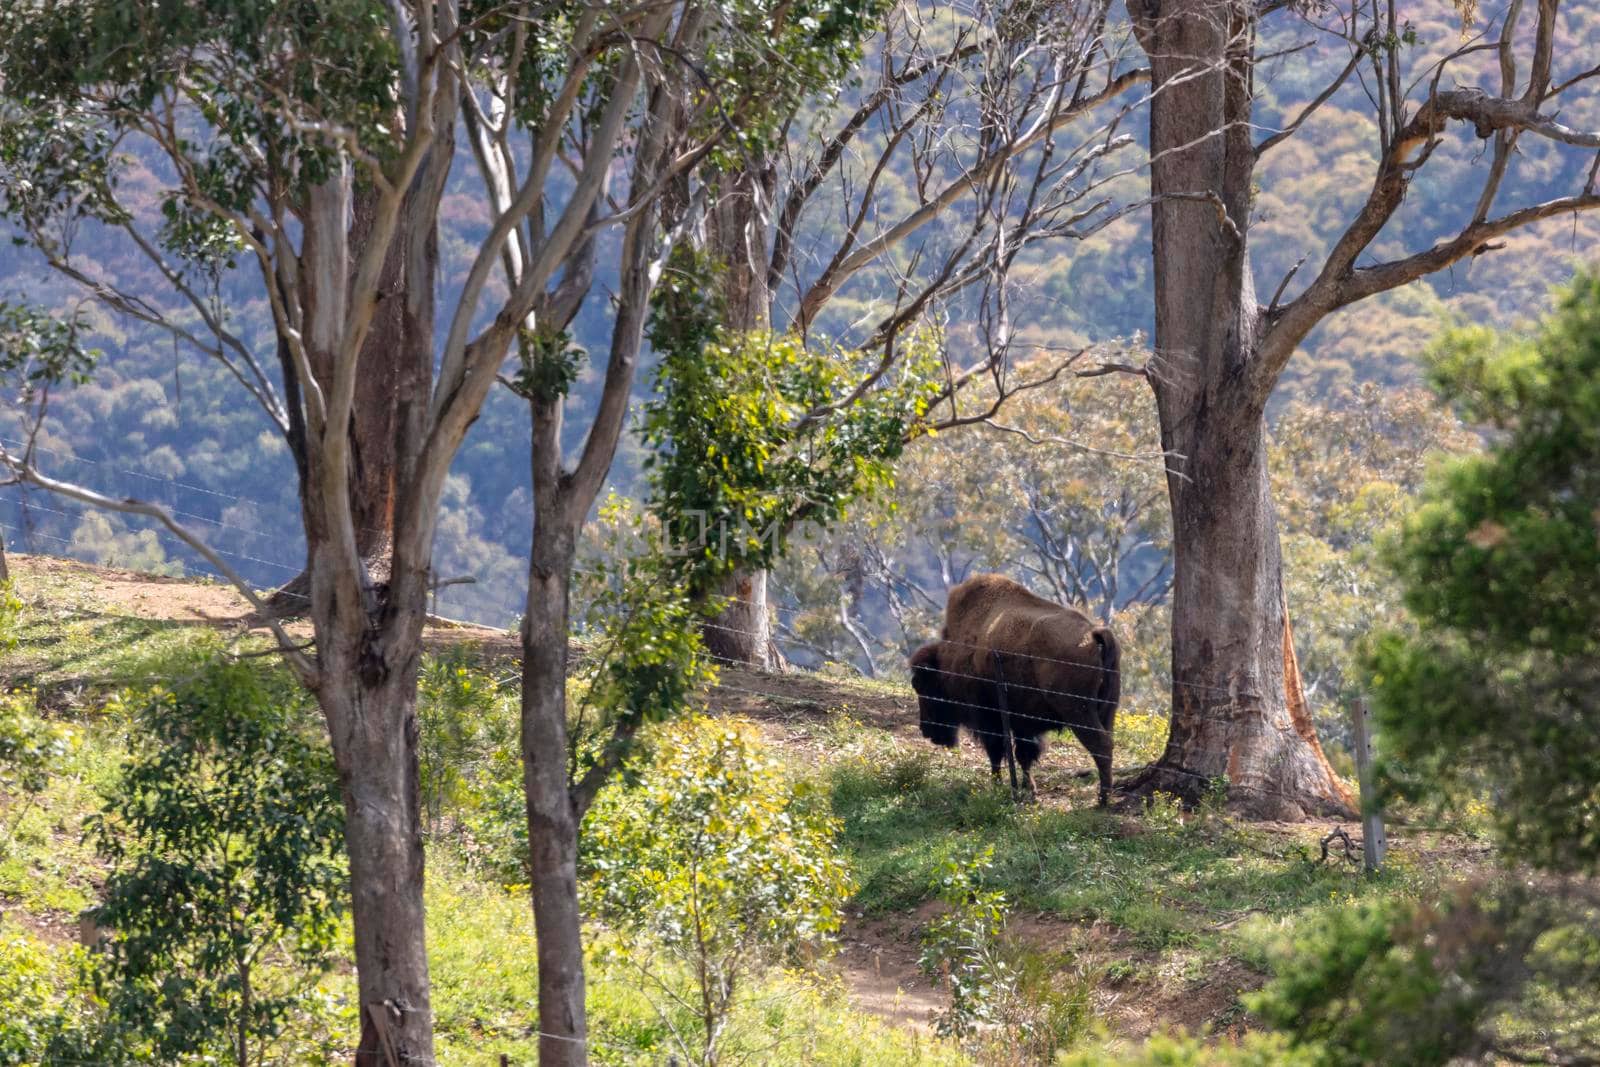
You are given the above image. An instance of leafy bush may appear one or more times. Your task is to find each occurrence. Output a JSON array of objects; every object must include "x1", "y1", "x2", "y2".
[
  {"x1": 417, "y1": 648, "x2": 519, "y2": 842},
  {"x1": 87, "y1": 655, "x2": 346, "y2": 1066},
  {"x1": 1245, "y1": 884, "x2": 1600, "y2": 1066},
  {"x1": 0, "y1": 580, "x2": 20, "y2": 652},
  {"x1": 0, "y1": 926, "x2": 101, "y2": 1066},
  {"x1": 582, "y1": 715, "x2": 854, "y2": 1065},
  {"x1": 0, "y1": 688, "x2": 73, "y2": 837},
  {"x1": 642, "y1": 247, "x2": 941, "y2": 594},
  {"x1": 1250, "y1": 272, "x2": 1600, "y2": 1067},
  {"x1": 919, "y1": 846, "x2": 1092, "y2": 1058},
  {"x1": 1115, "y1": 707, "x2": 1170, "y2": 766},
  {"x1": 1059, "y1": 1030, "x2": 1314, "y2": 1066},
  {"x1": 1367, "y1": 271, "x2": 1600, "y2": 873},
  {"x1": 921, "y1": 847, "x2": 1013, "y2": 1039},
  {"x1": 1246, "y1": 895, "x2": 1475, "y2": 1066}
]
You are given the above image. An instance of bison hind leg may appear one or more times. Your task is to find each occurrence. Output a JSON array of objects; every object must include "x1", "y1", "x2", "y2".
[
  {"x1": 1014, "y1": 734, "x2": 1043, "y2": 795},
  {"x1": 1066, "y1": 723, "x2": 1113, "y2": 807}
]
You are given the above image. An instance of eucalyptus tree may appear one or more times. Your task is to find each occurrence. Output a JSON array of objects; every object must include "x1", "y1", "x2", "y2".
[
  {"x1": 681, "y1": 0, "x2": 1157, "y2": 666},
  {"x1": 466, "y1": 1, "x2": 889, "y2": 1058},
  {"x1": 0, "y1": 0, "x2": 842, "y2": 1060},
  {"x1": 1121, "y1": 0, "x2": 1600, "y2": 815}
]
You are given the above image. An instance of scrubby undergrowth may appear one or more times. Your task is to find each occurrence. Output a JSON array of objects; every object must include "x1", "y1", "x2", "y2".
[{"x1": 0, "y1": 557, "x2": 1504, "y2": 1064}]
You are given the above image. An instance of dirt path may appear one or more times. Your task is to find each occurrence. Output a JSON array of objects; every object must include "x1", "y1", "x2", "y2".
[{"x1": 832, "y1": 913, "x2": 946, "y2": 1033}]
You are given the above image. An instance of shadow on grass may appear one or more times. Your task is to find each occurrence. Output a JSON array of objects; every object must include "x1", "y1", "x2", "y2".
[
  {"x1": 6, "y1": 608, "x2": 248, "y2": 693},
  {"x1": 829, "y1": 751, "x2": 1429, "y2": 953}
]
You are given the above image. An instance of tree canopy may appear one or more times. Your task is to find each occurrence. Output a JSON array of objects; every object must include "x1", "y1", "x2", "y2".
[{"x1": 1366, "y1": 271, "x2": 1600, "y2": 872}]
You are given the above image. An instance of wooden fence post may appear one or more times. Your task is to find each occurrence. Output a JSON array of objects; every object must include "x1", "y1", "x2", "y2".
[{"x1": 1351, "y1": 698, "x2": 1388, "y2": 874}]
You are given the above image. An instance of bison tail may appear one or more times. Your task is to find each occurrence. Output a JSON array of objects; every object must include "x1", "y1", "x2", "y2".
[
  {"x1": 1092, "y1": 627, "x2": 1121, "y2": 730},
  {"x1": 910, "y1": 643, "x2": 961, "y2": 747}
]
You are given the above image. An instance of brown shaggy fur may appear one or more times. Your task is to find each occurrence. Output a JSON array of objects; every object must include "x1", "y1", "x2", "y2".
[{"x1": 909, "y1": 574, "x2": 1121, "y2": 804}]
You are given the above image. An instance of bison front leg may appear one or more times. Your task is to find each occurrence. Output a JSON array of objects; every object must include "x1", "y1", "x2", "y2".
[
  {"x1": 1015, "y1": 735, "x2": 1042, "y2": 801},
  {"x1": 978, "y1": 728, "x2": 1007, "y2": 782}
]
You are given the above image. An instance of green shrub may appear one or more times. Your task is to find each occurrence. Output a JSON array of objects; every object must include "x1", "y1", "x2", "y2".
[
  {"x1": 1246, "y1": 884, "x2": 1600, "y2": 1067},
  {"x1": 0, "y1": 580, "x2": 21, "y2": 652},
  {"x1": 1368, "y1": 271, "x2": 1600, "y2": 873},
  {"x1": 921, "y1": 847, "x2": 1012, "y2": 1040},
  {"x1": 0, "y1": 688, "x2": 73, "y2": 838},
  {"x1": 1058, "y1": 1030, "x2": 1314, "y2": 1066},
  {"x1": 417, "y1": 649, "x2": 519, "y2": 837},
  {"x1": 0, "y1": 926, "x2": 101, "y2": 1066},
  {"x1": 583, "y1": 715, "x2": 854, "y2": 1065},
  {"x1": 1115, "y1": 707, "x2": 1170, "y2": 766},
  {"x1": 920, "y1": 846, "x2": 1093, "y2": 1059},
  {"x1": 87, "y1": 654, "x2": 346, "y2": 1066}
]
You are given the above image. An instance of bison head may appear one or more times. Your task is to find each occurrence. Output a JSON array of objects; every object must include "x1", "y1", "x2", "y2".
[{"x1": 909, "y1": 642, "x2": 961, "y2": 747}]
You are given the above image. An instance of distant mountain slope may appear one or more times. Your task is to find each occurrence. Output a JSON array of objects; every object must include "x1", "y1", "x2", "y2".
[{"x1": 2, "y1": 0, "x2": 1595, "y2": 626}]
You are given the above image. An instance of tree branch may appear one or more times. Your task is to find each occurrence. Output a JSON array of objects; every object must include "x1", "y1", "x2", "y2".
[{"x1": 0, "y1": 447, "x2": 318, "y2": 685}]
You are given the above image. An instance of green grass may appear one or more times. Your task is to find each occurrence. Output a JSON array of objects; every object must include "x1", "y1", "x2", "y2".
[
  {"x1": 829, "y1": 748, "x2": 1436, "y2": 960},
  {"x1": 6, "y1": 605, "x2": 235, "y2": 694},
  {"x1": 0, "y1": 587, "x2": 964, "y2": 1066},
  {"x1": 0, "y1": 702, "x2": 121, "y2": 918},
  {"x1": 0, "y1": 569, "x2": 1499, "y2": 1066}
]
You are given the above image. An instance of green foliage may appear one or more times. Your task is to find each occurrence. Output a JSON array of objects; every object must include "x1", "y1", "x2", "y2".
[
  {"x1": 86, "y1": 654, "x2": 346, "y2": 1065},
  {"x1": 417, "y1": 648, "x2": 517, "y2": 839},
  {"x1": 1245, "y1": 885, "x2": 1600, "y2": 1067},
  {"x1": 0, "y1": 688, "x2": 74, "y2": 830},
  {"x1": 582, "y1": 715, "x2": 854, "y2": 1064},
  {"x1": 1366, "y1": 271, "x2": 1600, "y2": 873},
  {"x1": 643, "y1": 246, "x2": 941, "y2": 593},
  {"x1": 416, "y1": 859, "x2": 959, "y2": 1067},
  {"x1": 1246, "y1": 895, "x2": 1475, "y2": 1066},
  {"x1": 0, "y1": 0, "x2": 401, "y2": 233},
  {"x1": 830, "y1": 746, "x2": 1430, "y2": 957},
  {"x1": 1244, "y1": 273, "x2": 1600, "y2": 1067},
  {"x1": 919, "y1": 845, "x2": 1092, "y2": 1058},
  {"x1": 573, "y1": 549, "x2": 720, "y2": 787},
  {"x1": 921, "y1": 847, "x2": 1009, "y2": 1038},
  {"x1": 0, "y1": 581, "x2": 19, "y2": 652},
  {"x1": 511, "y1": 328, "x2": 587, "y2": 405},
  {"x1": 0, "y1": 302, "x2": 98, "y2": 393},
  {"x1": 413, "y1": 649, "x2": 536, "y2": 882},
  {"x1": 1059, "y1": 1031, "x2": 1313, "y2": 1067},
  {"x1": 0, "y1": 926, "x2": 102, "y2": 1066}
]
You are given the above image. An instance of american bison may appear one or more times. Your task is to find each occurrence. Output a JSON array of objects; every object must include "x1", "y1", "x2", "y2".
[{"x1": 909, "y1": 573, "x2": 1121, "y2": 805}]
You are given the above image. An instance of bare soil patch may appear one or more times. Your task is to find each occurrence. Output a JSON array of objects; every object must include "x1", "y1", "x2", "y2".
[{"x1": 9, "y1": 553, "x2": 518, "y2": 654}]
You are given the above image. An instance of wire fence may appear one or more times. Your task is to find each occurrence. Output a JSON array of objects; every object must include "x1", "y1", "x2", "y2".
[
  {"x1": 1, "y1": 437, "x2": 1364, "y2": 801},
  {"x1": 1, "y1": 441, "x2": 1382, "y2": 1067}
]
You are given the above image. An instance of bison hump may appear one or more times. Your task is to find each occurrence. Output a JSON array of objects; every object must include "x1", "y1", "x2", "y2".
[{"x1": 943, "y1": 574, "x2": 1096, "y2": 659}]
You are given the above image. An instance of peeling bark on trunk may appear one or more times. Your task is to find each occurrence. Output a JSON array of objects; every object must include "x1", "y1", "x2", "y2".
[
  {"x1": 1136, "y1": 412, "x2": 1353, "y2": 817},
  {"x1": 1126, "y1": 0, "x2": 1353, "y2": 818},
  {"x1": 262, "y1": 189, "x2": 404, "y2": 617},
  {"x1": 347, "y1": 187, "x2": 406, "y2": 569},
  {"x1": 311, "y1": 124, "x2": 452, "y2": 1061},
  {"x1": 315, "y1": 600, "x2": 434, "y2": 1065},
  {"x1": 703, "y1": 567, "x2": 782, "y2": 671}
]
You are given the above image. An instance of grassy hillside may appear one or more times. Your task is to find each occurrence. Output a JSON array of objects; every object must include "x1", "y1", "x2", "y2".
[{"x1": 0, "y1": 556, "x2": 1491, "y2": 1064}]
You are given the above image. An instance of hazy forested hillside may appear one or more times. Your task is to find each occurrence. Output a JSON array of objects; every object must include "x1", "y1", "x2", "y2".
[{"x1": 3, "y1": 0, "x2": 1596, "y2": 630}]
